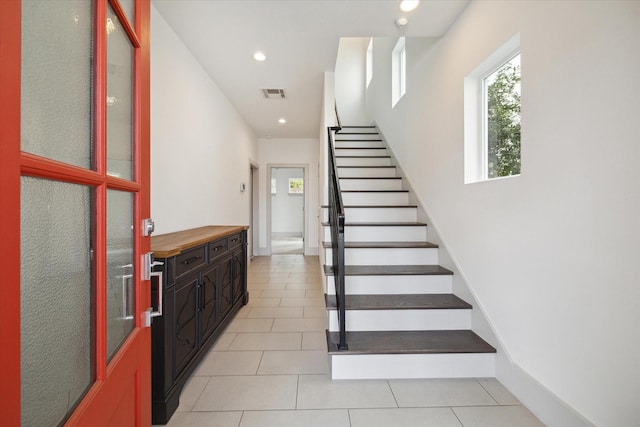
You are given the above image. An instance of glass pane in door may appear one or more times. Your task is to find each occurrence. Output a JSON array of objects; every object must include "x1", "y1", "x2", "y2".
[
  {"x1": 106, "y1": 190, "x2": 135, "y2": 361},
  {"x1": 119, "y1": 0, "x2": 136, "y2": 26},
  {"x1": 21, "y1": 0, "x2": 94, "y2": 169},
  {"x1": 20, "y1": 177, "x2": 94, "y2": 427},
  {"x1": 106, "y1": 4, "x2": 134, "y2": 181}
]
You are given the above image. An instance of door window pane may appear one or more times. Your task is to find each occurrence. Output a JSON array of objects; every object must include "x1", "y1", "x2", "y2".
[
  {"x1": 21, "y1": 177, "x2": 94, "y2": 426},
  {"x1": 119, "y1": 0, "x2": 136, "y2": 26},
  {"x1": 21, "y1": 0, "x2": 94, "y2": 168},
  {"x1": 107, "y1": 190, "x2": 135, "y2": 361},
  {"x1": 107, "y1": 4, "x2": 134, "y2": 180}
]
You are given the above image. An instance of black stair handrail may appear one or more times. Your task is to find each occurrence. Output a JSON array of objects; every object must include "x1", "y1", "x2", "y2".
[{"x1": 327, "y1": 125, "x2": 348, "y2": 350}]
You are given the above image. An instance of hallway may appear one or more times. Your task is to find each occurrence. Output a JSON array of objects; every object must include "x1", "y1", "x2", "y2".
[
  {"x1": 157, "y1": 255, "x2": 544, "y2": 427},
  {"x1": 270, "y1": 237, "x2": 304, "y2": 255}
]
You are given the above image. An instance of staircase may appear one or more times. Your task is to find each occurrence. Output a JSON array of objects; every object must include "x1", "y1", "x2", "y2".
[{"x1": 322, "y1": 126, "x2": 496, "y2": 380}]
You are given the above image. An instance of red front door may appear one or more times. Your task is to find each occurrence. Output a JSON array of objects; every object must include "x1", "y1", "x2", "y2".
[{"x1": 0, "y1": 0, "x2": 151, "y2": 425}]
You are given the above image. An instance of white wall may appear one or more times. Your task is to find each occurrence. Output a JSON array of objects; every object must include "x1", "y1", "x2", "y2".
[
  {"x1": 150, "y1": 6, "x2": 258, "y2": 235},
  {"x1": 335, "y1": 38, "x2": 368, "y2": 125},
  {"x1": 319, "y1": 71, "x2": 336, "y2": 207},
  {"x1": 365, "y1": 2, "x2": 640, "y2": 427},
  {"x1": 258, "y1": 138, "x2": 319, "y2": 255},
  {"x1": 318, "y1": 72, "x2": 336, "y2": 267},
  {"x1": 271, "y1": 168, "x2": 304, "y2": 236}
]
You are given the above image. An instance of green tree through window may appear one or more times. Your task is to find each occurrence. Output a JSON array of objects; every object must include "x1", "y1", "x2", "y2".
[
  {"x1": 486, "y1": 54, "x2": 521, "y2": 178},
  {"x1": 288, "y1": 178, "x2": 303, "y2": 194}
]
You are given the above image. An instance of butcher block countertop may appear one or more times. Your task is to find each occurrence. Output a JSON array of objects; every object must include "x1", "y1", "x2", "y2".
[{"x1": 151, "y1": 225, "x2": 249, "y2": 258}]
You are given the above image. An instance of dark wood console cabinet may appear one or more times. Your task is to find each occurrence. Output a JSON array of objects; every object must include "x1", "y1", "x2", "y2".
[{"x1": 150, "y1": 226, "x2": 249, "y2": 424}]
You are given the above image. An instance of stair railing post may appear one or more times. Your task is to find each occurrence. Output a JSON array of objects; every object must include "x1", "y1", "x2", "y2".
[{"x1": 327, "y1": 125, "x2": 348, "y2": 351}]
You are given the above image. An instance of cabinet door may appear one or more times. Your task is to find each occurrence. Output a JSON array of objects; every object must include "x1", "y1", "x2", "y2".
[
  {"x1": 200, "y1": 263, "x2": 219, "y2": 342},
  {"x1": 173, "y1": 275, "x2": 199, "y2": 377},
  {"x1": 219, "y1": 255, "x2": 233, "y2": 319},
  {"x1": 231, "y1": 246, "x2": 245, "y2": 305}
]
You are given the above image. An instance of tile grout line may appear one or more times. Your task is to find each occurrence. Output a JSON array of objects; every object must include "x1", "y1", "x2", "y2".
[
  {"x1": 295, "y1": 374, "x2": 301, "y2": 410},
  {"x1": 385, "y1": 380, "x2": 401, "y2": 409},
  {"x1": 450, "y1": 405, "x2": 465, "y2": 427},
  {"x1": 475, "y1": 378, "x2": 501, "y2": 406}
]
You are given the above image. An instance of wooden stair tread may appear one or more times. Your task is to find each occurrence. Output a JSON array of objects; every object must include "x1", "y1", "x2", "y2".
[
  {"x1": 321, "y1": 205, "x2": 416, "y2": 208},
  {"x1": 324, "y1": 264, "x2": 453, "y2": 276},
  {"x1": 327, "y1": 330, "x2": 496, "y2": 355},
  {"x1": 344, "y1": 204, "x2": 414, "y2": 208},
  {"x1": 322, "y1": 241, "x2": 438, "y2": 249},
  {"x1": 321, "y1": 205, "x2": 417, "y2": 209},
  {"x1": 337, "y1": 165, "x2": 395, "y2": 168},
  {"x1": 345, "y1": 204, "x2": 415, "y2": 207},
  {"x1": 339, "y1": 177, "x2": 401, "y2": 180},
  {"x1": 341, "y1": 190, "x2": 408, "y2": 193},
  {"x1": 344, "y1": 221, "x2": 424, "y2": 226},
  {"x1": 326, "y1": 294, "x2": 471, "y2": 310},
  {"x1": 335, "y1": 147, "x2": 386, "y2": 149},
  {"x1": 335, "y1": 139, "x2": 382, "y2": 142},
  {"x1": 336, "y1": 155, "x2": 391, "y2": 158},
  {"x1": 322, "y1": 221, "x2": 426, "y2": 227},
  {"x1": 336, "y1": 147, "x2": 385, "y2": 150}
]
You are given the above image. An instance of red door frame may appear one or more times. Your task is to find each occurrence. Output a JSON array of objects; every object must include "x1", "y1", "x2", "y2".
[
  {"x1": 0, "y1": 0, "x2": 151, "y2": 424},
  {"x1": 0, "y1": 0, "x2": 22, "y2": 425}
]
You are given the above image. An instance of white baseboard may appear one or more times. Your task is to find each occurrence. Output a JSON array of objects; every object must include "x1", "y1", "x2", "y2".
[
  {"x1": 272, "y1": 232, "x2": 303, "y2": 238},
  {"x1": 304, "y1": 247, "x2": 319, "y2": 256},
  {"x1": 497, "y1": 353, "x2": 595, "y2": 427}
]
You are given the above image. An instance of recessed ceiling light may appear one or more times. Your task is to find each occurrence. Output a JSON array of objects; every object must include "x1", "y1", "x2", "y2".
[
  {"x1": 253, "y1": 51, "x2": 266, "y2": 62},
  {"x1": 395, "y1": 17, "x2": 409, "y2": 27},
  {"x1": 278, "y1": 118, "x2": 287, "y2": 125},
  {"x1": 400, "y1": 0, "x2": 419, "y2": 12}
]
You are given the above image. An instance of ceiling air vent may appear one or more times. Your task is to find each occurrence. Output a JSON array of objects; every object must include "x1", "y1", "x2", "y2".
[{"x1": 261, "y1": 88, "x2": 286, "y2": 100}]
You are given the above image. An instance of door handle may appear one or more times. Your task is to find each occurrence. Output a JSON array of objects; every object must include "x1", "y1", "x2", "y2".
[
  {"x1": 149, "y1": 268, "x2": 163, "y2": 318},
  {"x1": 121, "y1": 263, "x2": 134, "y2": 320}
]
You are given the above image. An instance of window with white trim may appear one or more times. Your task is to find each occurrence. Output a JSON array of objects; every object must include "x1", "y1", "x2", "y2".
[
  {"x1": 464, "y1": 34, "x2": 521, "y2": 183},
  {"x1": 484, "y1": 53, "x2": 521, "y2": 179},
  {"x1": 391, "y1": 37, "x2": 406, "y2": 107},
  {"x1": 366, "y1": 38, "x2": 373, "y2": 88}
]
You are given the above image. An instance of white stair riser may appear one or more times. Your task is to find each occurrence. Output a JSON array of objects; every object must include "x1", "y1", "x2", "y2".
[
  {"x1": 330, "y1": 353, "x2": 496, "y2": 380},
  {"x1": 328, "y1": 309, "x2": 471, "y2": 332},
  {"x1": 337, "y1": 167, "x2": 396, "y2": 178},
  {"x1": 346, "y1": 207, "x2": 417, "y2": 222},
  {"x1": 339, "y1": 179, "x2": 402, "y2": 191},
  {"x1": 342, "y1": 192, "x2": 409, "y2": 205},
  {"x1": 325, "y1": 247, "x2": 438, "y2": 265},
  {"x1": 323, "y1": 225, "x2": 427, "y2": 242},
  {"x1": 334, "y1": 134, "x2": 380, "y2": 141},
  {"x1": 326, "y1": 274, "x2": 453, "y2": 295},
  {"x1": 321, "y1": 207, "x2": 417, "y2": 222},
  {"x1": 336, "y1": 157, "x2": 391, "y2": 167},
  {"x1": 335, "y1": 141, "x2": 385, "y2": 148},
  {"x1": 335, "y1": 148, "x2": 387, "y2": 157}
]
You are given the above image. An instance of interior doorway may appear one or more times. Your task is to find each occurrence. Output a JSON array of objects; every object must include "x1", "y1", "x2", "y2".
[
  {"x1": 249, "y1": 162, "x2": 259, "y2": 259},
  {"x1": 269, "y1": 166, "x2": 305, "y2": 255}
]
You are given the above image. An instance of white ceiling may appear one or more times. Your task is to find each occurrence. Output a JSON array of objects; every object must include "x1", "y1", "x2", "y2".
[{"x1": 152, "y1": 0, "x2": 470, "y2": 139}]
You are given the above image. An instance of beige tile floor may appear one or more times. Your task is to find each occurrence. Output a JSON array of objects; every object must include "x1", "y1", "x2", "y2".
[
  {"x1": 271, "y1": 237, "x2": 304, "y2": 255},
  {"x1": 157, "y1": 255, "x2": 545, "y2": 427}
]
